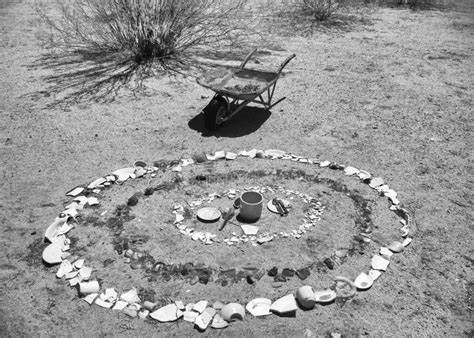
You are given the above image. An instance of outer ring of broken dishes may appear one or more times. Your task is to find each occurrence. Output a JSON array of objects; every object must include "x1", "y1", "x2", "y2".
[
  {"x1": 42, "y1": 149, "x2": 414, "y2": 330},
  {"x1": 173, "y1": 184, "x2": 325, "y2": 246}
]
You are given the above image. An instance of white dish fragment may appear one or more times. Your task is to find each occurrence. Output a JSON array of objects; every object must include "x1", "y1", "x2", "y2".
[
  {"x1": 388, "y1": 241, "x2": 404, "y2": 253},
  {"x1": 372, "y1": 255, "x2": 390, "y2": 271},
  {"x1": 246, "y1": 298, "x2": 272, "y2": 317},
  {"x1": 241, "y1": 224, "x2": 259, "y2": 236},
  {"x1": 120, "y1": 288, "x2": 140, "y2": 304},
  {"x1": 211, "y1": 313, "x2": 228, "y2": 329},
  {"x1": 402, "y1": 237, "x2": 413, "y2": 247},
  {"x1": 193, "y1": 300, "x2": 208, "y2": 314},
  {"x1": 368, "y1": 269, "x2": 382, "y2": 281},
  {"x1": 220, "y1": 303, "x2": 246, "y2": 321},
  {"x1": 42, "y1": 236, "x2": 67, "y2": 264},
  {"x1": 354, "y1": 272, "x2": 374, "y2": 290},
  {"x1": 150, "y1": 303, "x2": 181, "y2": 322},
  {"x1": 270, "y1": 294, "x2": 297, "y2": 315}
]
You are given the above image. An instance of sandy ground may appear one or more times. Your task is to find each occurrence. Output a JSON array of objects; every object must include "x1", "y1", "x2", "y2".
[{"x1": 0, "y1": 0, "x2": 473, "y2": 336}]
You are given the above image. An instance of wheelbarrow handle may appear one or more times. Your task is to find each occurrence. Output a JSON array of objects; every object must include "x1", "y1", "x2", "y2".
[
  {"x1": 277, "y1": 54, "x2": 296, "y2": 75},
  {"x1": 240, "y1": 48, "x2": 258, "y2": 69}
]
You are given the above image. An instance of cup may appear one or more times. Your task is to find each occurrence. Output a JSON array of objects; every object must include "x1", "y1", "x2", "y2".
[{"x1": 239, "y1": 191, "x2": 263, "y2": 222}]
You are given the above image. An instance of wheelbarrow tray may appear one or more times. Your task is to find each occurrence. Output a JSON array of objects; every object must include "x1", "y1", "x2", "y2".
[{"x1": 196, "y1": 67, "x2": 279, "y2": 102}]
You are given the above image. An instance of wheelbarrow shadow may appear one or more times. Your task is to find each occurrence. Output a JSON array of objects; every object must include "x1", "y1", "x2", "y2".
[{"x1": 188, "y1": 106, "x2": 271, "y2": 138}]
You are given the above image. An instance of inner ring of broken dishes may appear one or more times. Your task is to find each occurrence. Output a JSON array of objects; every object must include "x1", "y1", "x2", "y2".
[
  {"x1": 171, "y1": 184, "x2": 325, "y2": 246},
  {"x1": 42, "y1": 149, "x2": 414, "y2": 326}
]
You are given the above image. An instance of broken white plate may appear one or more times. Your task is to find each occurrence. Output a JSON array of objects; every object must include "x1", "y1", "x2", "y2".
[
  {"x1": 56, "y1": 260, "x2": 73, "y2": 278},
  {"x1": 257, "y1": 235, "x2": 273, "y2": 244},
  {"x1": 112, "y1": 167, "x2": 135, "y2": 176},
  {"x1": 83, "y1": 293, "x2": 98, "y2": 305},
  {"x1": 247, "y1": 149, "x2": 257, "y2": 158},
  {"x1": 74, "y1": 196, "x2": 89, "y2": 205},
  {"x1": 319, "y1": 160, "x2": 331, "y2": 167},
  {"x1": 104, "y1": 288, "x2": 118, "y2": 302},
  {"x1": 264, "y1": 149, "x2": 285, "y2": 158},
  {"x1": 270, "y1": 294, "x2": 297, "y2": 315},
  {"x1": 220, "y1": 303, "x2": 245, "y2": 321},
  {"x1": 175, "y1": 300, "x2": 185, "y2": 310},
  {"x1": 267, "y1": 199, "x2": 290, "y2": 214},
  {"x1": 94, "y1": 297, "x2": 114, "y2": 309},
  {"x1": 44, "y1": 214, "x2": 69, "y2": 242},
  {"x1": 368, "y1": 269, "x2": 382, "y2": 281},
  {"x1": 88, "y1": 177, "x2": 106, "y2": 189},
  {"x1": 195, "y1": 311, "x2": 213, "y2": 330},
  {"x1": 296, "y1": 286, "x2": 316, "y2": 309},
  {"x1": 354, "y1": 272, "x2": 374, "y2": 290},
  {"x1": 63, "y1": 207, "x2": 78, "y2": 219},
  {"x1": 344, "y1": 166, "x2": 360, "y2": 176},
  {"x1": 87, "y1": 197, "x2": 99, "y2": 206},
  {"x1": 214, "y1": 151, "x2": 226, "y2": 159},
  {"x1": 241, "y1": 224, "x2": 258, "y2": 236},
  {"x1": 112, "y1": 300, "x2": 129, "y2": 311},
  {"x1": 138, "y1": 309, "x2": 150, "y2": 319},
  {"x1": 369, "y1": 177, "x2": 384, "y2": 188},
  {"x1": 174, "y1": 213, "x2": 184, "y2": 224},
  {"x1": 402, "y1": 237, "x2": 412, "y2": 247},
  {"x1": 66, "y1": 187, "x2": 85, "y2": 197},
  {"x1": 388, "y1": 241, "x2": 404, "y2": 253},
  {"x1": 79, "y1": 281, "x2": 100, "y2": 295},
  {"x1": 314, "y1": 289, "x2": 336, "y2": 303},
  {"x1": 225, "y1": 152, "x2": 237, "y2": 160},
  {"x1": 73, "y1": 259, "x2": 84, "y2": 269},
  {"x1": 79, "y1": 266, "x2": 92, "y2": 280},
  {"x1": 120, "y1": 288, "x2": 140, "y2": 304},
  {"x1": 246, "y1": 298, "x2": 272, "y2": 317},
  {"x1": 183, "y1": 310, "x2": 199, "y2": 322},
  {"x1": 196, "y1": 207, "x2": 221, "y2": 222},
  {"x1": 193, "y1": 300, "x2": 208, "y2": 314},
  {"x1": 379, "y1": 247, "x2": 393, "y2": 258},
  {"x1": 42, "y1": 236, "x2": 67, "y2": 264},
  {"x1": 358, "y1": 170, "x2": 371, "y2": 180},
  {"x1": 150, "y1": 303, "x2": 181, "y2": 322},
  {"x1": 372, "y1": 255, "x2": 390, "y2": 271},
  {"x1": 211, "y1": 313, "x2": 228, "y2": 329}
]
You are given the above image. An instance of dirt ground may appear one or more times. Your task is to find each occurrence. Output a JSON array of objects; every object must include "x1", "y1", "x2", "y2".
[{"x1": 0, "y1": 0, "x2": 472, "y2": 336}]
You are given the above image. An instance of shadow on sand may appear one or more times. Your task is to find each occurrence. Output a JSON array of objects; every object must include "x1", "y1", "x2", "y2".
[{"x1": 188, "y1": 106, "x2": 271, "y2": 138}]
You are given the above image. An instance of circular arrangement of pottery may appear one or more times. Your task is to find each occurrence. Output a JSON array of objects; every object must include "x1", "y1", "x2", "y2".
[
  {"x1": 172, "y1": 184, "x2": 324, "y2": 245},
  {"x1": 42, "y1": 149, "x2": 413, "y2": 331}
]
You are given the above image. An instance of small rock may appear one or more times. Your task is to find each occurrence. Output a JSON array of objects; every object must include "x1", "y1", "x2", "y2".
[
  {"x1": 127, "y1": 195, "x2": 139, "y2": 206},
  {"x1": 268, "y1": 267, "x2": 278, "y2": 277}
]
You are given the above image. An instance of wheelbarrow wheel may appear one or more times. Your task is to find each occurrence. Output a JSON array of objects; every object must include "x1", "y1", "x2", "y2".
[{"x1": 204, "y1": 96, "x2": 228, "y2": 131}]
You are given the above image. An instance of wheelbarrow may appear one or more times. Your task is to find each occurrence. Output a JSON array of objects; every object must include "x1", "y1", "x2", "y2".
[{"x1": 196, "y1": 49, "x2": 296, "y2": 130}]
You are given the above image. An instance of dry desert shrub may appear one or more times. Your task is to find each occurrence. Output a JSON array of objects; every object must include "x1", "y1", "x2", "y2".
[
  {"x1": 370, "y1": 0, "x2": 446, "y2": 9},
  {"x1": 299, "y1": 0, "x2": 349, "y2": 21},
  {"x1": 34, "y1": 0, "x2": 248, "y2": 104}
]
